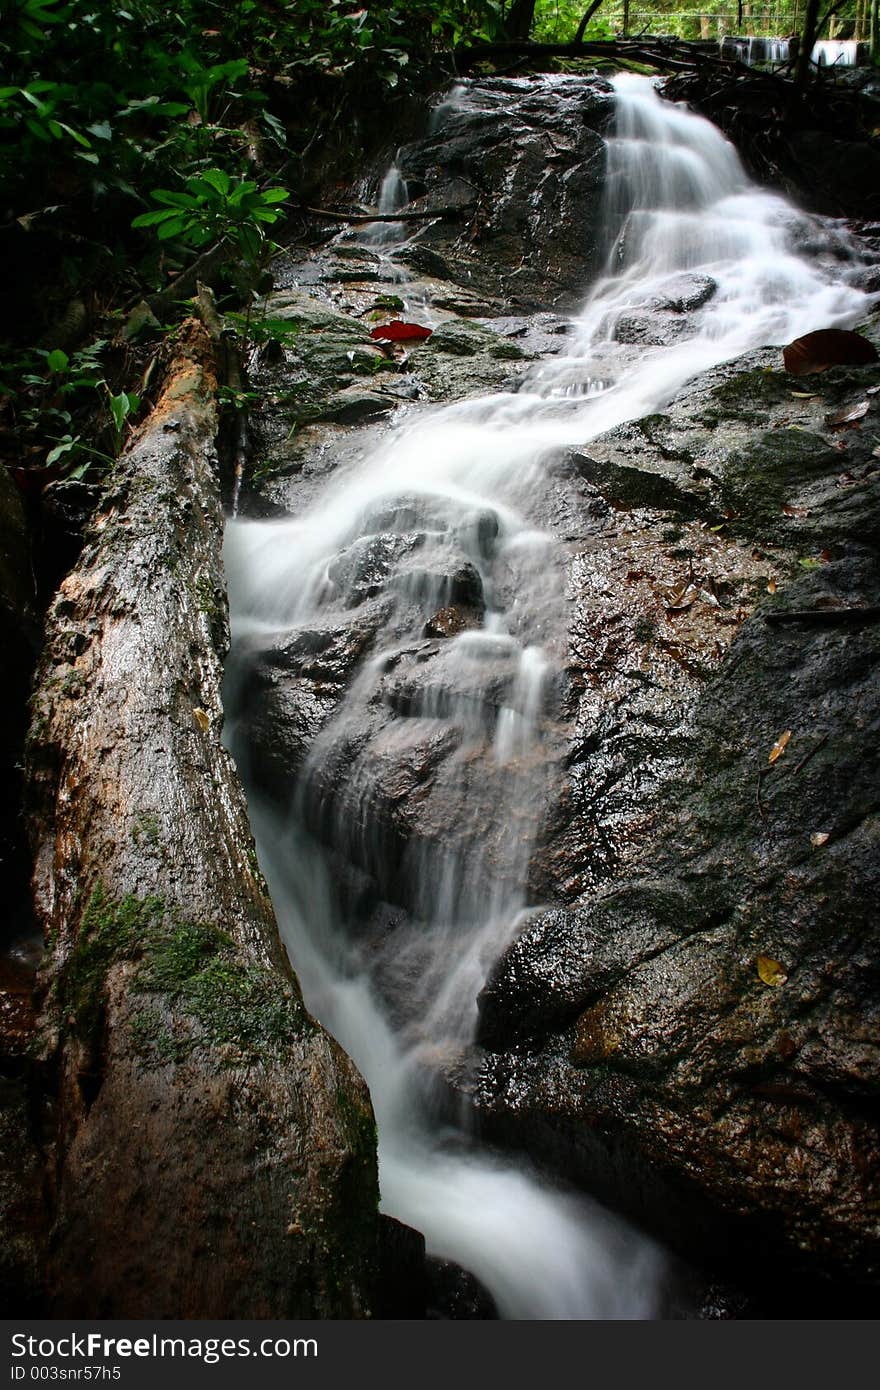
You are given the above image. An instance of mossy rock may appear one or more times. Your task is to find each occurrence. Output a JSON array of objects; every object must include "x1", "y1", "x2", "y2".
[
  {"x1": 60, "y1": 887, "x2": 310, "y2": 1068},
  {"x1": 424, "y1": 318, "x2": 524, "y2": 360}
]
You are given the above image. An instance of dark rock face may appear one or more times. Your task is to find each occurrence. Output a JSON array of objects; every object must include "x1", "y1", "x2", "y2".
[
  {"x1": 476, "y1": 349, "x2": 880, "y2": 1294},
  {"x1": 0, "y1": 464, "x2": 45, "y2": 1314},
  {"x1": 425, "y1": 1257, "x2": 499, "y2": 1319},
  {"x1": 396, "y1": 76, "x2": 613, "y2": 310}
]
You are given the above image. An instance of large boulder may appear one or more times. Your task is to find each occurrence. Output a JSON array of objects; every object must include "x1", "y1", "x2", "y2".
[{"x1": 475, "y1": 342, "x2": 880, "y2": 1298}]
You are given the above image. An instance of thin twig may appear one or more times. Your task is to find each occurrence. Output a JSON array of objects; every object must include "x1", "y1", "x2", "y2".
[
  {"x1": 792, "y1": 732, "x2": 829, "y2": 776},
  {"x1": 304, "y1": 205, "x2": 471, "y2": 224},
  {"x1": 756, "y1": 767, "x2": 770, "y2": 826},
  {"x1": 764, "y1": 607, "x2": 880, "y2": 626}
]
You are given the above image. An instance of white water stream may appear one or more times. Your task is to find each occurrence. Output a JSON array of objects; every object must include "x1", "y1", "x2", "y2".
[{"x1": 224, "y1": 76, "x2": 871, "y2": 1318}]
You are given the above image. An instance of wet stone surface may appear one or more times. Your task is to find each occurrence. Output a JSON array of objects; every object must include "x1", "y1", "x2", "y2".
[{"x1": 231, "y1": 72, "x2": 880, "y2": 1304}]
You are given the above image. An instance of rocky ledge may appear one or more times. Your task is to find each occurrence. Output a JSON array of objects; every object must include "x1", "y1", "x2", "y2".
[{"x1": 476, "y1": 342, "x2": 880, "y2": 1303}]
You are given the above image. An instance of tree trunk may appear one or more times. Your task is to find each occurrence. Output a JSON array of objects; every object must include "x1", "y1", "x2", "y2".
[
  {"x1": 506, "y1": 0, "x2": 537, "y2": 39},
  {"x1": 575, "y1": 0, "x2": 605, "y2": 44},
  {"x1": 25, "y1": 320, "x2": 383, "y2": 1316},
  {"x1": 795, "y1": 0, "x2": 822, "y2": 81}
]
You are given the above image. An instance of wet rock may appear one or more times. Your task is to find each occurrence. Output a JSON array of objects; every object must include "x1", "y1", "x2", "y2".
[
  {"x1": 329, "y1": 533, "x2": 426, "y2": 606},
  {"x1": 786, "y1": 130, "x2": 880, "y2": 222},
  {"x1": 407, "y1": 318, "x2": 532, "y2": 401},
  {"x1": 0, "y1": 1076, "x2": 47, "y2": 1314},
  {"x1": 376, "y1": 1215, "x2": 427, "y2": 1318},
  {"x1": 478, "y1": 341, "x2": 878, "y2": 1295},
  {"x1": 425, "y1": 319, "x2": 525, "y2": 360},
  {"x1": 425, "y1": 1257, "x2": 499, "y2": 1319},
  {"x1": 612, "y1": 311, "x2": 691, "y2": 347},
  {"x1": 424, "y1": 605, "x2": 483, "y2": 638},
  {"x1": 396, "y1": 76, "x2": 613, "y2": 310}
]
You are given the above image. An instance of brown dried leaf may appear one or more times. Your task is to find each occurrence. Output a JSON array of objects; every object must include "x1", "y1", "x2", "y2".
[
  {"x1": 810, "y1": 831, "x2": 830, "y2": 848},
  {"x1": 663, "y1": 583, "x2": 698, "y2": 612},
  {"x1": 757, "y1": 955, "x2": 788, "y2": 986},
  {"x1": 824, "y1": 400, "x2": 870, "y2": 431},
  {"x1": 767, "y1": 577, "x2": 777, "y2": 594},
  {"x1": 192, "y1": 707, "x2": 210, "y2": 732},
  {"x1": 768, "y1": 729, "x2": 792, "y2": 764},
  {"x1": 782, "y1": 503, "x2": 809, "y2": 517},
  {"x1": 783, "y1": 328, "x2": 879, "y2": 377}
]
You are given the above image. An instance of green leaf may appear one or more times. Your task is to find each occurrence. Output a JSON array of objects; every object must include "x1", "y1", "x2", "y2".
[
  {"x1": 260, "y1": 187, "x2": 289, "y2": 204},
  {"x1": 46, "y1": 435, "x2": 78, "y2": 466},
  {"x1": 199, "y1": 168, "x2": 231, "y2": 197},
  {"x1": 58, "y1": 122, "x2": 93, "y2": 148},
  {"x1": 24, "y1": 118, "x2": 51, "y2": 142},
  {"x1": 156, "y1": 216, "x2": 189, "y2": 240},
  {"x1": 261, "y1": 111, "x2": 287, "y2": 145},
  {"x1": 46, "y1": 349, "x2": 69, "y2": 373},
  {"x1": 152, "y1": 189, "x2": 196, "y2": 208},
  {"x1": 131, "y1": 208, "x2": 182, "y2": 228}
]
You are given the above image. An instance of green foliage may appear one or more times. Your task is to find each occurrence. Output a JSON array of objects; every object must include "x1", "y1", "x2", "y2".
[
  {"x1": 530, "y1": 1, "x2": 864, "y2": 44},
  {"x1": 132, "y1": 169, "x2": 289, "y2": 264}
]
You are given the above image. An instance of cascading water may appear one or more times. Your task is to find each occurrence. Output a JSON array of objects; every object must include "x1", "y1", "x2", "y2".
[
  {"x1": 811, "y1": 39, "x2": 860, "y2": 66},
  {"x1": 224, "y1": 75, "x2": 871, "y2": 1317}
]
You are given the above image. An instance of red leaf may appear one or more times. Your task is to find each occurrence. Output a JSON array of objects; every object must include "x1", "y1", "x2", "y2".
[
  {"x1": 370, "y1": 321, "x2": 433, "y2": 343},
  {"x1": 782, "y1": 329, "x2": 879, "y2": 377}
]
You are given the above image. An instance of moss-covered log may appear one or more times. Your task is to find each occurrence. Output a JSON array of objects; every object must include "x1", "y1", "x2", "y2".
[{"x1": 24, "y1": 320, "x2": 381, "y2": 1317}]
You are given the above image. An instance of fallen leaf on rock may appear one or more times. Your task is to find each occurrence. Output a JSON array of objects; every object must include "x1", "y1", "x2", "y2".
[
  {"x1": 810, "y1": 831, "x2": 830, "y2": 848},
  {"x1": 767, "y1": 577, "x2": 777, "y2": 593},
  {"x1": 663, "y1": 582, "x2": 698, "y2": 612},
  {"x1": 782, "y1": 328, "x2": 879, "y2": 377},
  {"x1": 782, "y1": 503, "x2": 809, "y2": 517},
  {"x1": 768, "y1": 729, "x2": 792, "y2": 764},
  {"x1": 192, "y1": 707, "x2": 210, "y2": 732},
  {"x1": 824, "y1": 400, "x2": 870, "y2": 430},
  {"x1": 790, "y1": 391, "x2": 817, "y2": 399},
  {"x1": 819, "y1": 548, "x2": 833, "y2": 562},
  {"x1": 370, "y1": 321, "x2": 432, "y2": 342},
  {"x1": 757, "y1": 955, "x2": 788, "y2": 986}
]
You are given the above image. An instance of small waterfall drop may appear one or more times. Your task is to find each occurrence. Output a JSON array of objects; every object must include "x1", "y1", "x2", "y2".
[
  {"x1": 224, "y1": 76, "x2": 871, "y2": 1318},
  {"x1": 357, "y1": 163, "x2": 409, "y2": 248},
  {"x1": 811, "y1": 39, "x2": 860, "y2": 66}
]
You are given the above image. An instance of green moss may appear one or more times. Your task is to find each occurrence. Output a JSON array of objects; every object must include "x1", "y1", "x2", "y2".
[
  {"x1": 711, "y1": 368, "x2": 792, "y2": 423},
  {"x1": 127, "y1": 1004, "x2": 183, "y2": 1064},
  {"x1": 62, "y1": 888, "x2": 165, "y2": 1050},
  {"x1": 59, "y1": 886, "x2": 307, "y2": 1068},
  {"x1": 194, "y1": 573, "x2": 225, "y2": 640},
  {"x1": 131, "y1": 812, "x2": 160, "y2": 847}
]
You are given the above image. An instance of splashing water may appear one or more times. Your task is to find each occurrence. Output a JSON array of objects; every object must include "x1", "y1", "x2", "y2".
[{"x1": 224, "y1": 76, "x2": 871, "y2": 1318}]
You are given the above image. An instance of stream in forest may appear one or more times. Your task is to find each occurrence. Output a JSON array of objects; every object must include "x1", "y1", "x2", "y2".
[{"x1": 223, "y1": 74, "x2": 871, "y2": 1318}]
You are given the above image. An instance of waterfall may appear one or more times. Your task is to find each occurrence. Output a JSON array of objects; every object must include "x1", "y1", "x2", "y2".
[
  {"x1": 719, "y1": 35, "x2": 791, "y2": 65},
  {"x1": 224, "y1": 75, "x2": 871, "y2": 1318},
  {"x1": 811, "y1": 39, "x2": 860, "y2": 66}
]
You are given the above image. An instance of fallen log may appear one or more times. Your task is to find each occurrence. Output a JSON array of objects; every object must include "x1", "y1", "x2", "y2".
[{"x1": 24, "y1": 318, "x2": 382, "y2": 1316}]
